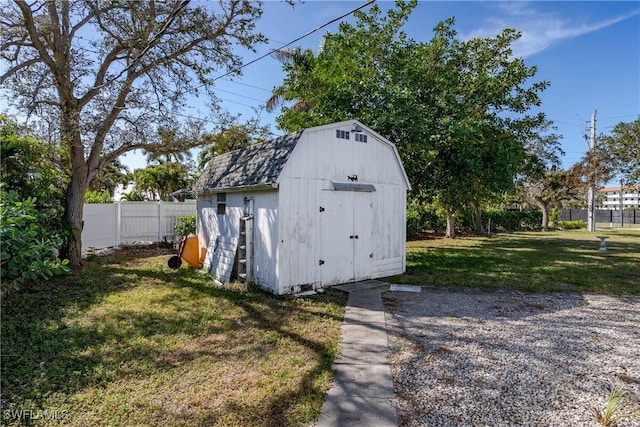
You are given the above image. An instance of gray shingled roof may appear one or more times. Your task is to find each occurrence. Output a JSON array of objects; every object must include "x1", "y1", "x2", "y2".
[{"x1": 193, "y1": 130, "x2": 304, "y2": 193}]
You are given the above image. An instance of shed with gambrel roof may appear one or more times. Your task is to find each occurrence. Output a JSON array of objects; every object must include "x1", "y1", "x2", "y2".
[{"x1": 193, "y1": 120, "x2": 410, "y2": 295}]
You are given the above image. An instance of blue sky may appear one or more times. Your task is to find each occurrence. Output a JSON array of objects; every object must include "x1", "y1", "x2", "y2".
[{"x1": 105, "y1": 1, "x2": 640, "y2": 172}]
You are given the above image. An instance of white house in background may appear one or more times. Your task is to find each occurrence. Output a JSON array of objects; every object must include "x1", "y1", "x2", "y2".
[
  {"x1": 113, "y1": 182, "x2": 136, "y2": 201},
  {"x1": 598, "y1": 186, "x2": 640, "y2": 209},
  {"x1": 193, "y1": 120, "x2": 411, "y2": 295}
]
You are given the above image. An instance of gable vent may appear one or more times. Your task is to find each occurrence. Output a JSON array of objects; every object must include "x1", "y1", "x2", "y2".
[
  {"x1": 336, "y1": 130, "x2": 350, "y2": 140},
  {"x1": 354, "y1": 133, "x2": 367, "y2": 143}
]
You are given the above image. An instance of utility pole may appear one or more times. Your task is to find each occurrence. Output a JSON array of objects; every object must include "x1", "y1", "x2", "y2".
[
  {"x1": 587, "y1": 110, "x2": 597, "y2": 232},
  {"x1": 620, "y1": 180, "x2": 624, "y2": 228}
]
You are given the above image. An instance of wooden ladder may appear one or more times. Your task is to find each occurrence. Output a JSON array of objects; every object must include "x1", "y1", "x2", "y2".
[{"x1": 237, "y1": 215, "x2": 253, "y2": 282}]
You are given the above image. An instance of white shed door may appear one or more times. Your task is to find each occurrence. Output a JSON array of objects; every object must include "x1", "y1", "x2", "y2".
[{"x1": 321, "y1": 190, "x2": 373, "y2": 285}]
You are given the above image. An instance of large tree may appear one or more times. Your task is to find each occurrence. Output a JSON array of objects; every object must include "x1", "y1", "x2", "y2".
[
  {"x1": 268, "y1": 0, "x2": 548, "y2": 238},
  {"x1": 197, "y1": 118, "x2": 272, "y2": 170},
  {"x1": 599, "y1": 117, "x2": 640, "y2": 186},
  {"x1": 526, "y1": 167, "x2": 584, "y2": 231},
  {"x1": 521, "y1": 119, "x2": 573, "y2": 231},
  {"x1": 1, "y1": 0, "x2": 266, "y2": 267},
  {"x1": 132, "y1": 159, "x2": 194, "y2": 201},
  {"x1": 88, "y1": 158, "x2": 129, "y2": 196}
]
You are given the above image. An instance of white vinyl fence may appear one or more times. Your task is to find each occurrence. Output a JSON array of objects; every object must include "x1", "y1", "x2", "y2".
[{"x1": 81, "y1": 201, "x2": 196, "y2": 252}]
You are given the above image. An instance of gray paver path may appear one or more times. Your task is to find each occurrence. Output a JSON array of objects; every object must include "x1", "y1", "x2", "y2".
[{"x1": 316, "y1": 280, "x2": 398, "y2": 427}]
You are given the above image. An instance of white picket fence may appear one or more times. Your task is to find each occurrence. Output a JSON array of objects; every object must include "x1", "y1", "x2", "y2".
[{"x1": 81, "y1": 201, "x2": 196, "y2": 252}]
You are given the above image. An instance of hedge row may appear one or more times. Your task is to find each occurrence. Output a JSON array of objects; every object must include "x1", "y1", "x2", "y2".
[{"x1": 407, "y1": 202, "x2": 543, "y2": 236}]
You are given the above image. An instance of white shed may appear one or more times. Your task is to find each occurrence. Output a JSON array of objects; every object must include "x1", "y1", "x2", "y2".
[{"x1": 193, "y1": 120, "x2": 411, "y2": 295}]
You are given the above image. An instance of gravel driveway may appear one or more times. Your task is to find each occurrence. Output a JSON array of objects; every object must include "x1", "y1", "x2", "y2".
[{"x1": 383, "y1": 287, "x2": 640, "y2": 427}]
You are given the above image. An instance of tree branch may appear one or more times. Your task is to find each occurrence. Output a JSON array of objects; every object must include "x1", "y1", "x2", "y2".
[
  {"x1": 14, "y1": 1, "x2": 56, "y2": 70},
  {"x1": 0, "y1": 57, "x2": 41, "y2": 84}
]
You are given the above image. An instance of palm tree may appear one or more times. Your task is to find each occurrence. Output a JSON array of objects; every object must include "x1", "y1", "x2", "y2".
[{"x1": 265, "y1": 47, "x2": 317, "y2": 114}]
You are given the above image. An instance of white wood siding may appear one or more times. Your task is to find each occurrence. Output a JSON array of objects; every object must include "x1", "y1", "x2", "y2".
[
  {"x1": 276, "y1": 124, "x2": 408, "y2": 292},
  {"x1": 197, "y1": 120, "x2": 408, "y2": 295},
  {"x1": 276, "y1": 177, "x2": 326, "y2": 292},
  {"x1": 197, "y1": 190, "x2": 279, "y2": 292},
  {"x1": 251, "y1": 191, "x2": 279, "y2": 290}
]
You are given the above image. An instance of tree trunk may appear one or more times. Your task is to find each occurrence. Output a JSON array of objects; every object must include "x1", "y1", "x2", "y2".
[
  {"x1": 61, "y1": 106, "x2": 89, "y2": 269},
  {"x1": 537, "y1": 201, "x2": 550, "y2": 232},
  {"x1": 445, "y1": 214, "x2": 456, "y2": 239},
  {"x1": 64, "y1": 175, "x2": 87, "y2": 269},
  {"x1": 472, "y1": 207, "x2": 484, "y2": 234}
]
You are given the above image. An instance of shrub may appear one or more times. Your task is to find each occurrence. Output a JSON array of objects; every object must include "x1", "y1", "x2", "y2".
[
  {"x1": 84, "y1": 189, "x2": 113, "y2": 203},
  {"x1": 558, "y1": 220, "x2": 586, "y2": 230},
  {"x1": 407, "y1": 200, "x2": 446, "y2": 236},
  {"x1": 484, "y1": 209, "x2": 542, "y2": 232},
  {"x1": 1, "y1": 188, "x2": 71, "y2": 294},
  {"x1": 174, "y1": 215, "x2": 196, "y2": 241}
]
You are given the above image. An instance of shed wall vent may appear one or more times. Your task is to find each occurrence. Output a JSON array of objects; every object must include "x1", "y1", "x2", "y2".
[
  {"x1": 331, "y1": 182, "x2": 376, "y2": 192},
  {"x1": 336, "y1": 130, "x2": 350, "y2": 140}
]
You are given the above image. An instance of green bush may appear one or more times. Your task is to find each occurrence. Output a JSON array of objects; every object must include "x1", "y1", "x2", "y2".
[
  {"x1": 407, "y1": 200, "x2": 446, "y2": 236},
  {"x1": 558, "y1": 220, "x2": 586, "y2": 230},
  {"x1": 1, "y1": 189, "x2": 71, "y2": 294},
  {"x1": 484, "y1": 209, "x2": 542, "y2": 232},
  {"x1": 174, "y1": 215, "x2": 196, "y2": 241},
  {"x1": 84, "y1": 189, "x2": 113, "y2": 203},
  {"x1": 406, "y1": 201, "x2": 422, "y2": 237}
]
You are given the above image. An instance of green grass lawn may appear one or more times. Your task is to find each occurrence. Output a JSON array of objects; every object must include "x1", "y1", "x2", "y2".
[
  {"x1": 3, "y1": 231, "x2": 638, "y2": 426},
  {"x1": 1, "y1": 247, "x2": 347, "y2": 427},
  {"x1": 391, "y1": 230, "x2": 640, "y2": 295}
]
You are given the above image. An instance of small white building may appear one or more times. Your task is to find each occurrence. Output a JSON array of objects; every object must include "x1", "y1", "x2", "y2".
[{"x1": 193, "y1": 120, "x2": 411, "y2": 295}]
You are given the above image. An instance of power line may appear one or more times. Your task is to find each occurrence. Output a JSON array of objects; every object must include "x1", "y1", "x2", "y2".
[
  {"x1": 221, "y1": 78, "x2": 272, "y2": 93},
  {"x1": 214, "y1": 87, "x2": 267, "y2": 103},
  {"x1": 553, "y1": 120, "x2": 584, "y2": 127},
  {"x1": 211, "y1": 0, "x2": 376, "y2": 83},
  {"x1": 599, "y1": 114, "x2": 639, "y2": 121}
]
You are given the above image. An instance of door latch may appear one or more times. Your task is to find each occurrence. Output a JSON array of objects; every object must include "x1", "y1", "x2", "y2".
[{"x1": 319, "y1": 259, "x2": 325, "y2": 265}]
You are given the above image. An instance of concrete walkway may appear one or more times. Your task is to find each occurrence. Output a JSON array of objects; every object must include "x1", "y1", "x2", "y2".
[{"x1": 316, "y1": 280, "x2": 398, "y2": 427}]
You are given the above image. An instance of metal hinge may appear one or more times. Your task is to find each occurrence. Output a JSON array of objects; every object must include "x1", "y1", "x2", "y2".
[
  {"x1": 349, "y1": 235, "x2": 359, "y2": 239},
  {"x1": 319, "y1": 206, "x2": 325, "y2": 212},
  {"x1": 319, "y1": 259, "x2": 325, "y2": 265}
]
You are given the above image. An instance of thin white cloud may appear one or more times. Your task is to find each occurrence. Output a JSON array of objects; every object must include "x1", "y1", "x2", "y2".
[{"x1": 460, "y1": 4, "x2": 640, "y2": 58}]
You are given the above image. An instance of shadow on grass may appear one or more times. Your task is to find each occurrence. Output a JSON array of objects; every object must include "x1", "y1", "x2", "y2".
[
  {"x1": 392, "y1": 233, "x2": 640, "y2": 295},
  {"x1": 1, "y1": 252, "x2": 346, "y2": 426}
]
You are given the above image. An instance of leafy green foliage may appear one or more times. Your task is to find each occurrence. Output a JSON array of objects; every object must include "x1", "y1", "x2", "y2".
[
  {"x1": 1, "y1": 188, "x2": 71, "y2": 294},
  {"x1": 407, "y1": 200, "x2": 446, "y2": 236},
  {"x1": 407, "y1": 200, "x2": 543, "y2": 235},
  {"x1": 132, "y1": 160, "x2": 194, "y2": 201},
  {"x1": 269, "y1": 1, "x2": 549, "y2": 238},
  {"x1": 88, "y1": 158, "x2": 130, "y2": 195},
  {"x1": 558, "y1": 220, "x2": 586, "y2": 230},
  {"x1": 174, "y1": 215, "x2": 196, "y2": 241},
  {"x1": 0, "y1": 116, "x2": 66, "y2": 229},
  {"x1": 84, "y1": 190, "x2": 113, "y2": 204},
  {"x1": 121, "y1": 190, "x2": 148, "y2": 201},
  {"x1": 197, "y1": 121, "x2": 272, "y2": 170},
  {"x1": 482, "y1": 209, "x2": 542, "y2": 232},
  {"x1": 1, "y1": 1, "x2": 267, "y2": 267},
  {"x1": 599, "y1": 118, "x2": 640, "y2": 186},
  {"x1": 592, "y1": 385, "x2": 640, "y2": 427}
]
